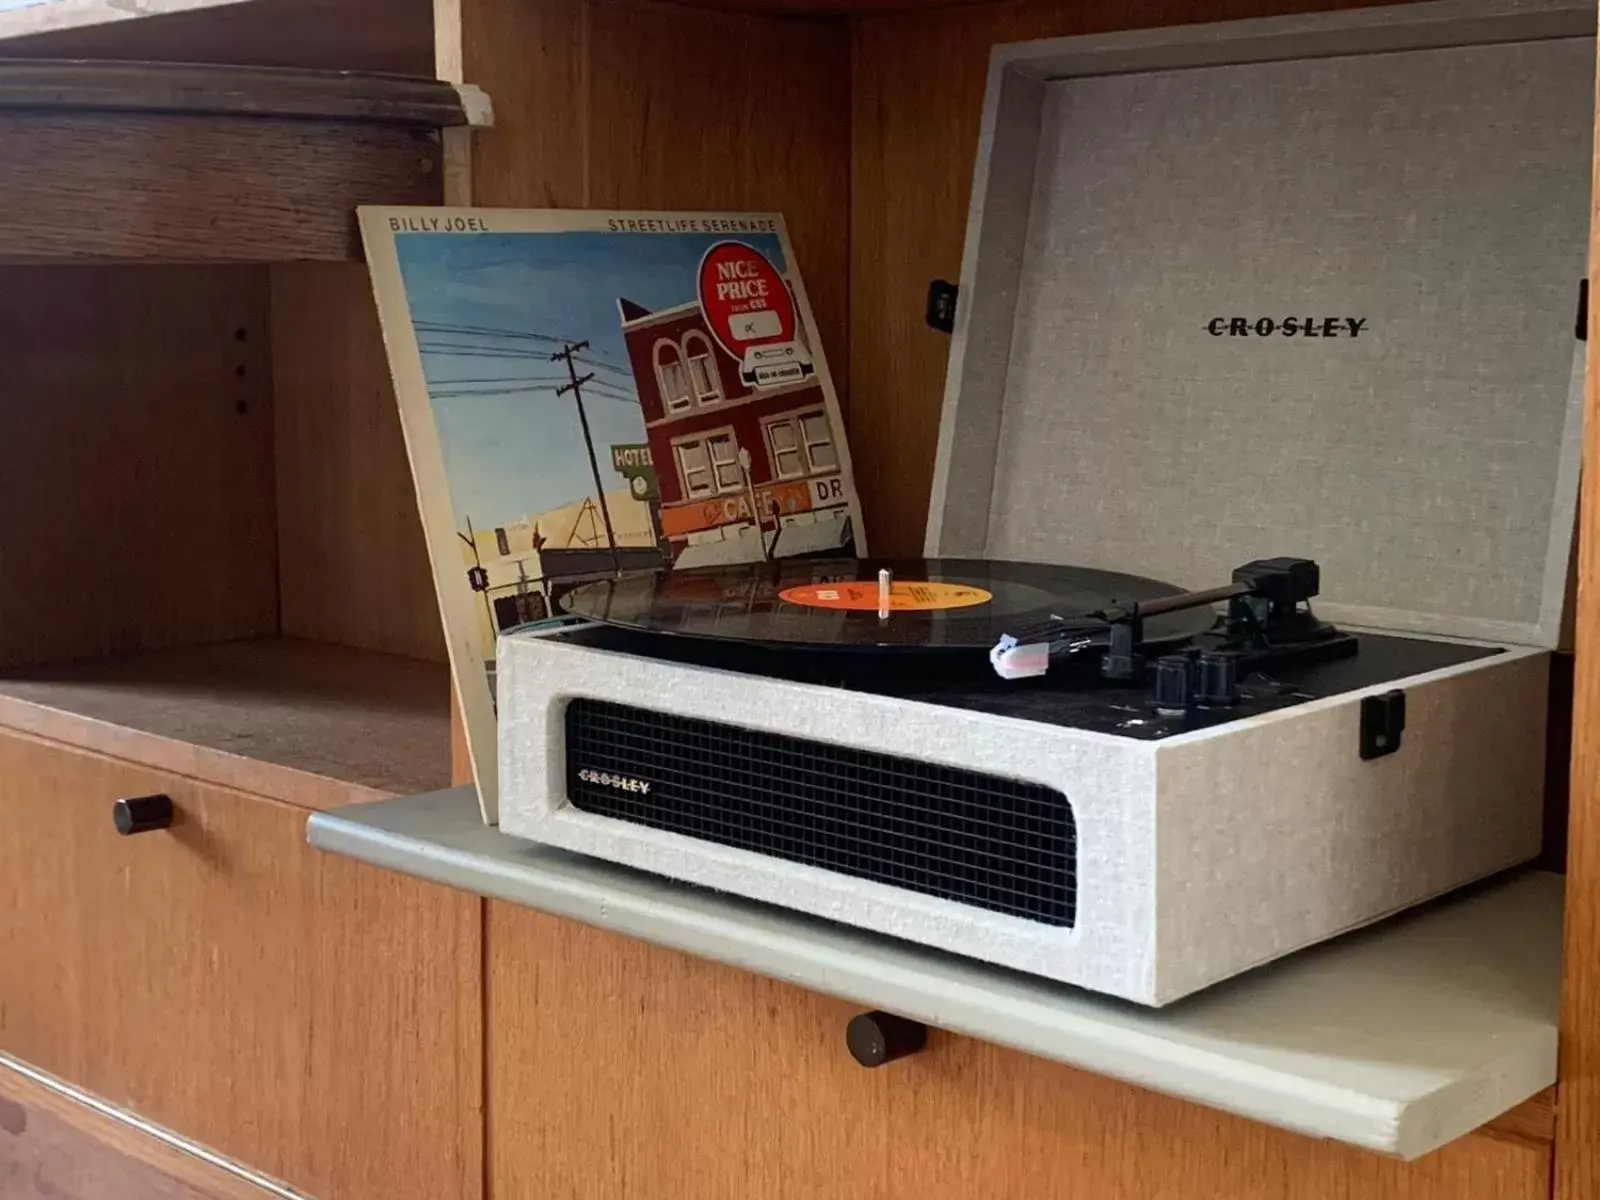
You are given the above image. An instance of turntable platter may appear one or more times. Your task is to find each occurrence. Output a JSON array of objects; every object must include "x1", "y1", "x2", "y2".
[{"x1": 557, "y1": 557, "x2": 1216, "y2": 651}]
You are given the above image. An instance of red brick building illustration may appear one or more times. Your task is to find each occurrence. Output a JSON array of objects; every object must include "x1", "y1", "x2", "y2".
[{"x1": 618, "y1": 295, "x2": 854, "y2": 566}]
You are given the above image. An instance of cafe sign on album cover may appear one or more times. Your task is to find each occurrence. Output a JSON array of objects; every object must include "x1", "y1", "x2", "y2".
[{"x1": 359, "y1": 207, "x2": 864, "y2": 820}]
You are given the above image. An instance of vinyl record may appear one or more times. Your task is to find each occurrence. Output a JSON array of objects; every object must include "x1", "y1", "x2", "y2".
[{"x1": 557, "y1": 557, "x2": 1215, "y2": 652}]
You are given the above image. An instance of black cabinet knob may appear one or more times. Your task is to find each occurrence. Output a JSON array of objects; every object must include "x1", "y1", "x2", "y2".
[
  {"x1": 846, "y1": 1011, "x2": 927, "y2": 1068},
  {"x1": 113, "y1": 794, "x2": 174, "y2": 836}
]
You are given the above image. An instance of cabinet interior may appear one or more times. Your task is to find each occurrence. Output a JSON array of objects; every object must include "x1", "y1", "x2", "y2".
[{"x1": 0, "y1": 0, "x2": 1575, "y2": 855}]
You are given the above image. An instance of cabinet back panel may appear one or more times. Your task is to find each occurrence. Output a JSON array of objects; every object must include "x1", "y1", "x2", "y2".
[
  {"x1": 270, "y1": 263, "x2": 446, "y2": 663},
  {"x1": 0, "y1": 264, "x2": 277, "y2": 667}
]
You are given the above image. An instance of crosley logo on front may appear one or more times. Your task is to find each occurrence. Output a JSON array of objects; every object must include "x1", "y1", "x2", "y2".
[{"x1": 578, "y1": 768, "x2": 652, "y2": 794}]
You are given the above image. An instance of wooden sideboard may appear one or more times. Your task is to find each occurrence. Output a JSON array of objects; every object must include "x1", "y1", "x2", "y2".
[{"x1": 0, "y1": 0, "x2": 1593, "y2": 1197}]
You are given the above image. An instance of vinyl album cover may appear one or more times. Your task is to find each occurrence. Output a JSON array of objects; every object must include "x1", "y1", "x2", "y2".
[{"x1": 359, "y1": 207, "x2": 864, "y2": 820}]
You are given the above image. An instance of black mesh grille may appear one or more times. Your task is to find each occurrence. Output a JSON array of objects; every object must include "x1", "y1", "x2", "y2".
[{"x1": 564, "y1": 698, "x2": 1076, "y2": 926}]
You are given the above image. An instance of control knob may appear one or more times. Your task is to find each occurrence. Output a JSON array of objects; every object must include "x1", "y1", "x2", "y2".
[{"x1": 1195, "y1": 651, "x2": 1241, "y2": 706}]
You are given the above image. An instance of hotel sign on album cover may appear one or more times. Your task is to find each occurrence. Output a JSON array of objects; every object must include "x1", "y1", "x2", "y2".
[{"x1": 359, "y1": 207, "x2": 864, "y2": 821}]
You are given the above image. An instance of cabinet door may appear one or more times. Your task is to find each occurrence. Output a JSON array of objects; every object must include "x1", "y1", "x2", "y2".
[
  {"x1": 488, "y1": 904, "x2": 1551, "y2": 1200},
  {"x1": 0, "y1": 728, "x2": 482, "y2": 1200}
]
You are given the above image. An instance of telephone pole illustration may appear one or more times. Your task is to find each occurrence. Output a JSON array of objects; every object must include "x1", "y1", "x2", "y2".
[
  {"x1": 551, "y1": 339, "x2": 622, "y2": 575},
  {"x1": 458, "y1": 516, "x2": 497, "y2": 639}
]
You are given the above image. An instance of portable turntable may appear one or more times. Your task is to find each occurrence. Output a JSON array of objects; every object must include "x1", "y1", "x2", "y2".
[{"x1": 497, "y1": 0, "x2": 1590, "y2": 1005}]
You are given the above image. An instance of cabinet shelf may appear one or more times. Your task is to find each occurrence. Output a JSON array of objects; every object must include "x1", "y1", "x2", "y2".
[
  {"x1": 0, "y1": 59, "x2": 486, "y2": 262},
  {"x1": 309, "y1": 785, "x2": 1562, "y2": 1162},
  {"x1": 0, "y1": 637, "x2": 452, "y2": 806}
]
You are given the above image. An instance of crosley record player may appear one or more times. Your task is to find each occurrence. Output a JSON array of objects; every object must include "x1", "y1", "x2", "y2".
[{"x1": 495, "y1": 0, "x2": 1591, "y2": 1006}]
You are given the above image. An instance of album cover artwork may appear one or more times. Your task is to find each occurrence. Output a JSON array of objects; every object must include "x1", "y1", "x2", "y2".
[{"x1": 359, "y1": 207, "x2": 864, "y2": 820}]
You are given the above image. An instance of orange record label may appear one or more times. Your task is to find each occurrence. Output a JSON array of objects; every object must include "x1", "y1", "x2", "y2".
[{"x1": 779, "y1": 581, "x2": 993, "y2": 612}]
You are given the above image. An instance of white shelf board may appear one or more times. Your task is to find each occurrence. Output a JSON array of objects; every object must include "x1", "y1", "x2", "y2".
[{"x1": 307, "y1": 787, "x2": 1562, "y2": 1160}]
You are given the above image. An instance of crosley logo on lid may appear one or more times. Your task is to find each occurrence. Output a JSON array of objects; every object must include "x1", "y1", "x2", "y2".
[{"x1": 1206, "y1": 317, "x2": 1368, "y2": 338}]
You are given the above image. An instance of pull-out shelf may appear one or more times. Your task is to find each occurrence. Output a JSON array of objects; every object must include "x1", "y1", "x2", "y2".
[{"x1": 309, "y1": 786, "x2": 1562, "y2": 1162}]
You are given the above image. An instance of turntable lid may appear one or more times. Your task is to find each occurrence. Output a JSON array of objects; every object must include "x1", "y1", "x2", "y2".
[{"x1": 928, "y1": 0, "x2": 1591, "y2": 648}]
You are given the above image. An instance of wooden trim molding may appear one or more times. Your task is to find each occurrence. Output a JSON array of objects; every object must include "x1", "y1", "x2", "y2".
[
  {"x1": 0, "y1": 59, "x2": 491, "y2": 125},
  {"x1": 1554, "y1": 61, "x2": 1600, "y2": 1191}
]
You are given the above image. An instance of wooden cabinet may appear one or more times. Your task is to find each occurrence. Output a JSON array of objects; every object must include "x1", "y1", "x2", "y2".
[
  {"x1": 0, "y1": 0, "x2": 1595, "y2": 1197},
  {"x1": 0, "y1": 722, "x2": 479, "y2": 1200},
  {"x1": 0, "y1": 6, "x2": 480, "y2": 1198}
]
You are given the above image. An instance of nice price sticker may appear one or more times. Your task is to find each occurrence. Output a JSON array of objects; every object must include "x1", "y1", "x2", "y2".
[{"x1": 697, "y1": 242, "x2": 796, "y2": 354}]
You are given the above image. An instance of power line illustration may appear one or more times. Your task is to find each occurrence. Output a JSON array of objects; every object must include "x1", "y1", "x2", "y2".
[
  {"x1": 551, "y1": 339, "x2": 622, "y2": 576},
  {"x1": 419, "y1": 322, "x2": 641, "y2": 580}
]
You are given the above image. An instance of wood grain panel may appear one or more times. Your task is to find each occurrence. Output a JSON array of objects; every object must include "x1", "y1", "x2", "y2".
[
  {"x1": 1556, "y1": 22, "x2": 1600, "y2": 1190},
  {"x1": 487, "y1": 903, "x2": 1551, "y2": 1200},
  {"x1": 848, "y1": 0, "x2": 1410, "y2": 553},
  {"x1": 271, "y1": 264, "x2": 448, "y2": 662},
  {"x1": 0, "y1": 1062, "x2": 279, "y2": 1200},
  {"x1": 0, "y1": 0, "x2": 435, "y2": 76},
  {"x1": 0, "y1": 113, "x2": 439, "y2": 263},
  {"x1": 453, "y1": 0, "x2": 851, "y2": 418},
  {"x1": 0, "y1": 728, "x2": 481, "y2": 1200},
  {"x1": 1484, "y1": 1087, "x2": 1558, "y2": 1152},
  {"x1": 0, "y1": 265, "x2": 277, "y2": 667}
]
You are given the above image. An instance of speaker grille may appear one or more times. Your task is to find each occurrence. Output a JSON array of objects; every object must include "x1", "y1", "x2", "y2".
[{"x1": 564, "y1": 698, "x2": 1076, "y2": 926}]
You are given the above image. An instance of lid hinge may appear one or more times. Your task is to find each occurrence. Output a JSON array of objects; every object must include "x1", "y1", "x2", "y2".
[
  {"x1": 926, "y1": 279, "x2": 959, "y2": 334},
  {"x1": 1359, "y1": 690, "x2": 1406, "y2": 760}
]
